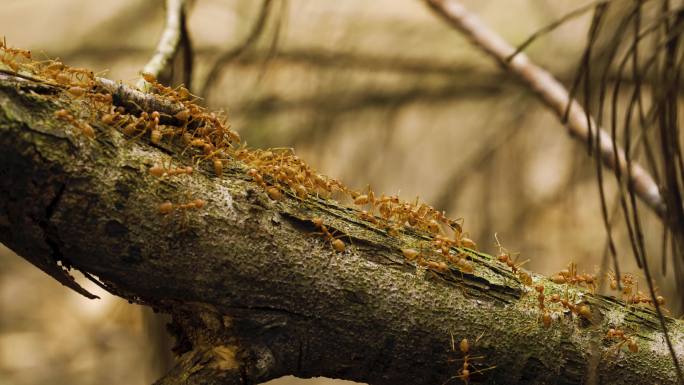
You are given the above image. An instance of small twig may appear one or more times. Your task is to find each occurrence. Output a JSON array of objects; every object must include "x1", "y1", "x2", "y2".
[
  {"x1": 424, "y1": 0, "x2": 666, "y2": 219},
  {"x1": 138, "y1": 0, "x2": 189, "y2": 90},
  {"x1": 97, "y1": 77, "x2": 185, "y2": 119},
  {"x1": 199, "y1": 0, "x2": 275, "y2": 97},
  {"x1": 506, "y1": 0, "x2": 615, "y2": 61},
  {"x1": 179, "y1": 11, "x2": 194, "y2": 90}
]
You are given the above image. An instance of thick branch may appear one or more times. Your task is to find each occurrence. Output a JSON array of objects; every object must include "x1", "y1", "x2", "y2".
[
  {"x1": 0, "y1": 75, "x2": 681, "y2": 385},
  {"x1": 424, "y1": 0, "x2": 666, "y2": 218}
]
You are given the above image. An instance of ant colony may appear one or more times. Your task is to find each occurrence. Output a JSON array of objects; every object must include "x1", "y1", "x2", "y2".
[{"x1": 0, "y1": 39, "x2": 659, "y2": 377}]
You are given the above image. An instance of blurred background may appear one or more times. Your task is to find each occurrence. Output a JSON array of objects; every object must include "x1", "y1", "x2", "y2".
[{"x1": 0, "y1": 0, "x2": 675, "y2": 384}]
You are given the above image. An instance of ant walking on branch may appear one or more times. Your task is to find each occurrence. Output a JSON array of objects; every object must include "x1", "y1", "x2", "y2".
[
  {"x1": 311, "y1": 217, "x2": 347, "y2": 253},
  {"x1": 604, "y1": 327, "x2": 638, "y2": 355},
  {"x1": 494, "y1": 233, "x2": 532, "y2": 285},
  {"x1": 444, "y1": 332, "x2": 495, "y2": 385}
]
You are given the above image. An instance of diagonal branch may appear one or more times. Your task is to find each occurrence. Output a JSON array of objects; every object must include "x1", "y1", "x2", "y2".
[
  {"x1": 424, "y1": 0, "x2": 666, "y2": 219},
  {"x1": 138, "y1": 0, "x2": 191, "y2": 89}
]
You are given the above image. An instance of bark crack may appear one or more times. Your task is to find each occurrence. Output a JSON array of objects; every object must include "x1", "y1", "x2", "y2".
[{"x1": 37, "y1": 181, "x2": 98, "y2": 299}]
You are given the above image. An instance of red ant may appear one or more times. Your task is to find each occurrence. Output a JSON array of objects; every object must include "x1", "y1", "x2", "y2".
[
  {"x1": 535, "y1": 284, "x2": 553, "y2": 328},
  {"x1": 444, "y1": 333, "x2": 495, "y2": 385},
  {"x1": 552, "y1": 288, "x2": 592, "y2": 320},
  {"x1": 149, "y1": 164, "x2": 193, "y2": 177},
  {"x1": 551, "y1": 262, "x2": 597, "y2": 292},
  {"x1": 158, "y1": 198, "x2": 206, "y2": 214},
  {"x1": 605, "y1": 328, "x2": 638, "y2": 354},
  {"x1": 494, "y1": 233, "x2": 531, "y2": 285},
  {"x1": 312, "y1": 217, "x2": 346, "y2": 252},
  {"x1": 54, "y1": 109, "x2": 95, "y2": 138}
]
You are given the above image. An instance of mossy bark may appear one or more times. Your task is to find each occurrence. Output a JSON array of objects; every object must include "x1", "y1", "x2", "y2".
[{"x1": 0, "y1": 73, "x2": 681, "y2": 385}]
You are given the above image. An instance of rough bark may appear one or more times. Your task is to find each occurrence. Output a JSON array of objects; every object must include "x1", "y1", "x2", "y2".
[{"x1": 0, "y1": 73, "x2": 682, "y2": 385}]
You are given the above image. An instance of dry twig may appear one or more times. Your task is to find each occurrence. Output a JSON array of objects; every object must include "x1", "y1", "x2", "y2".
[{"x1": 424, "y1": 0, "x2": 665, "y2": 218}]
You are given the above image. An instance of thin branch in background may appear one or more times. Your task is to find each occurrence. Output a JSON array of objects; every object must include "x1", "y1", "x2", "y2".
[
  {"x1": 199, "y1": 0, "x2": 275, "y2": 98},
  {"x1": 576, "y1": 6, "x2": 631, "y2": 313},
  {"x1": 178, "y1": 3, "x2": 194, "y2": 90},
  {"x1": 506, "y1": 0, "x2": 615, "y2": 61},
  {"x1": 663, "y1": 220, "x2": 670, "y2": 275},
  {"x1": 137, "y1": 0, "x2": 191, "y2": 89},
  {"x1": 423, "y1": 0, "x2": 665, "y2": 220},
  {"x1": 579, "y1": 3, "x2": 624, "y2": 289},
  {"x1": 591, "y1": 3, "x2": 644, "y2": 280},
  {"x1": 256, "y1": 0, "x2": 288, "y2": 84}
]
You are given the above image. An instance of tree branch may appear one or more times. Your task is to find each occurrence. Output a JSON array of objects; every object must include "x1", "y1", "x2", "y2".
[
  {"x1": 0, "y1": 73, "x2": 681, "y2": 384},
  {"x1": 424, "y1": 0, "x2": 666, "y2": 219},
  {"x1": 138, "y1": 0, "x2": 191, "y2": 89}
]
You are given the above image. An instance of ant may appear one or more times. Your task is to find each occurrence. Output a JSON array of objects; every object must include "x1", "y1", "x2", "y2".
[
  {"x1": 213, "y1": 158, "x2": 224, "y2": 178},
  {"x1": 402, "y1": 248, "x2": 420, "y2": 261},
  {"x1": 0, "y1": 37, "x2": 31, "y2": 71},
  {"x1": 444, "y1": 333, "x2": 495, "y2": 385},
  {"x1": 553, "y1": 287, "x2": 592, "y2": 320},
  {"x1": 156, "y1": 197, "x2": 207, "y2": 227},
  {"x1": 402, "y1": 246, "x2": 453, "y2": 274},
  {"x1": 247, "y1": 169, "x2": 282, "y2": 201},
  {"x1": 352, "y1": 185, "x2": 376, "y2": 213},
  {"x1": 605, "y1": 328, "x2": 638, "y2": 354},
  {"x1": 624, "y1": 281, "x2": 668, "y2": 312},
  {"x1": 534, "y1": 284, "x2": 553, "y2": 328},
  {"x1": 494, "y1": 233, "x2": 531, "y2": 285},
  {"x1": 607, "y1": 271, "x2": 633, "y2": 301},
  {"x1": 311, "y1": 217, "x2": 346, "y2": 252},
  {"x1": 494, "y1": 233, "x2": 522, "y2": 271},
  {"x1": 247, "y1": 168, "x2": 267, "y2": 188},
  {"x1": 551, "y1": 263, "x2": 597, "y2": 292},
  {"x1": 358, "y1": 210, "x2": 379, "y2": 225},
  {"x1": 158, "y1": 198, "x2": 206, "y2": 214},
  {"x1": 66, "y1": 85, "x2": 87, "y2": 98},
  {"x1": 458, "y1": 236, "x2": 477, "y2": 250},
  {"x1": 174, "y1": 108, "x2": 191, "y2": 123},
  {"x1": 430, "y1": 237, "x2": 474, "y2": 274},
  {"x1": 64, "y1": 66, "x2": 95, "y2": 83},
  {"x1": 450, "y1": 221, "x2": 476, "y2": 250},
  {"x1": 418, "y1": 258, "x2": 449, "y2": 273},
  {"x1": 266, "y1": 186, "x2": 282, "y2": 201},
  {"x1": 450, "y1": 254, "x2": 475, "y2": 274},
  {"x1": 149, "y1": 164, "x2": 193, "y2": 178},
  {"x1": 99, "y1": 106, "x2": 129, "y2": 130},
  {"x1": 606, "y1": 272, "x2": 668, "y2": 311},
  {"x1": 54, "y1": 109, "x2": 95, "y2": 138}
]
